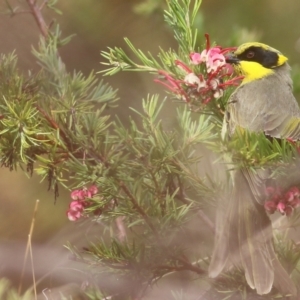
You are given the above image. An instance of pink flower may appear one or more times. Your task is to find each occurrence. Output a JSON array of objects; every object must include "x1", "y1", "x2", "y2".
[
  {"x1": 264, "y1": 185, "x2": 300, "y2": 216},
  {"x1": 154, "y1": 34, "x2": 243, "y2": 105},
  {"x1": 190, "y1": 52, "x2": 202, "y2": 65},
  {"x1": 223, "y1": 63, "x2": 234, "y2": 76},
  {"x1": 209, "y1": 78, "x2": 220, "y2": 90},
  {"x1": 285, "y1": 206, "x2": 293, "y2": 216},
  {"x1": 69, "y1": 200, "x2": 84, "y2": 211},
  {"x1": 67, "y1": 209, "x2": 82, "y2": 221},
  {"x1": 200, "y1": 47, "x2": 226, "y2": 73},
  {"x1": 70, "y1": 190, "x2": 80, "y2": 200},
  {"x1": 84, "y1": 190, "x2": 92, "y2": 198},
  {"x1": 264, "y1": 201, "x2": 277, "y2": 214},
  {"x1": 290, "y1": 198, "x2": 300, "y2": 209},
  {"x1": 79, "y1": 188, "x2": 94, "y2": 199},
  {"x1": 70, "y1": 189, "x2": 86, "y2": 200},
  {"x1": 184, "y1": 73, "x2": 207, "y2": 91},
  {"x1": 277, "y1": 202, "x2": 286, "y2": 214},
  {"x1": 213, "y1": 89, "x2": 224, "y2": 99},
  {"x1": 67, "y1": 200, "x2": 85, "y2": 221},
  {"x1": 67, "y1": 185, "x2": 100, "y2": 221},
  {"x1": 285, "y1": 191, "x2": 295, "y2": 202},
  {"x1": 288, "y1": 186, "x2": 300, "y2": 197},
  {"x1": 89, "y1": 185, "x2": 98, "y2": 196}
]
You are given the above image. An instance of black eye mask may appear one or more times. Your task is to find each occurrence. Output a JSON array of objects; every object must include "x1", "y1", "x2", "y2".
[{"x1": 237, "y1": 47, "x2": 279, "y2": 69}]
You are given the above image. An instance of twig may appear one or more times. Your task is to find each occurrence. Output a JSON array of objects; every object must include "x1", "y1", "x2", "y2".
[
  {"x1": 119, "y1": 181, "x2": 159, "y2": 235},
  {"x1": 28, "y1": 234, "x2": 37, "y2": 300},
  {"x1": 25, "y1": 0, "x2": 48, "y2": 37},
  {"x1": 7, "y1": 10, "x2": 33, "y2": 16},
  {"x1": 175, "y1": 256, "x2": 206, "y2": 275},
  {"x1": 155, "y1": 263, "x2": 204, "y2": 273},
  {"x1": 35, "y1": 105, "x2": 71, "y2": 149},
  {"x1": 176, "y1": 175, "x2": 215, "y2": 233},
  {"x1": 18, "y1": 199, "x2": 40, "y2": 295},
  {"x1": 42, "y1": 288, "x2": 49, "y2": 300},
  {"x1": 39, "y1": 0, "x2": 48, "y2": 11},
  {"x1": 197, "y1": 210, "x2": 215, "y2": 233}
]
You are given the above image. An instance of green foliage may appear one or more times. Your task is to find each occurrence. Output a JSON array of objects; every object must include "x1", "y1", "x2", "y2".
[
  {"x1": 62, "y1": 93, "x2": 219, "y2": 297},
  {"x1": 99, "y1": 0, "x2": 300, "y2": 298},
  {"x1": 0, "y1": 279, "x2": 33, "y2": 300},
  {"x1": 133, "y1": 0, "x2": 164, "y2": 15},
  {"x1": 101, "y1": 0, "x2": 202, "y2": 76},
  {"x1": 164, "y1": 0, "x2": 201, "y2": 53},
  {"x1": 2, "y1": 0, "x2": 300, "y2": 299},
  {"x1": 0, "y1": 3, "x2": 219, "y2": 294},
  {"x1": 218, "y1": 128, "x2": 299, "y2": 171}
]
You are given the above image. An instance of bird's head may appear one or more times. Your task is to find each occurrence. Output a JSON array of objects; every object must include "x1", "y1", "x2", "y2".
[{"x1": 226, "y1": 42, "x2": 288, "y2": 84}]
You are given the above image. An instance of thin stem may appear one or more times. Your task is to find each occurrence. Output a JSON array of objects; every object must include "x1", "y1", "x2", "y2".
[
  {"x1": 119, "y1": 181, "x2": 159, "y2": 235},
  {"x1": 28, "y1": 234, "x2": 37, "y2": 300},
  {"x1": 176, "y1": 175, "x2": 215, "y2": 233},
  {"x1": 197, "y1": 210, "x2": 215, "y2": 233},
  {"x1": 175, "y1": 256, "x2": 206, "y2": 275},
  {"x1": 35, "y1": 105, "x2": 72, "y2": 150},
  {"x1": 39, "y1": 0, "x2": 48, "y2": 11},
  {"x1": 18, "y1": 199, "x2": 40, "y2": 295},
  {"x1": 8, "y1": 10, "x2": 33, "y2": 16},
  {"x1": 25, "y1": 0, "x2": 48, "y2": 37}
]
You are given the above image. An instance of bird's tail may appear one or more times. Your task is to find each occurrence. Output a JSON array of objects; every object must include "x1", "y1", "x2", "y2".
[{"x1": 208, "y1": 169, "x2": 296, "y2": 296}]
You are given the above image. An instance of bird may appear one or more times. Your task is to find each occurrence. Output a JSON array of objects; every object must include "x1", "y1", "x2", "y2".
[{"x1": 208, "y1": 42, "x2": 299, "y2": 296}]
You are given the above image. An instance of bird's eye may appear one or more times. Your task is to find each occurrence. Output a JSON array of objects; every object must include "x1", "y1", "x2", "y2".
[{"x1": 246, "y1": 51, "x2": 255, "y2": 59}]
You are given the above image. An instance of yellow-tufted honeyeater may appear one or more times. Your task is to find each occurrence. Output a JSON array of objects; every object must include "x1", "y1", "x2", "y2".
[{"x1": 209, "y1": 43, "x2": 299, "y2": 296}]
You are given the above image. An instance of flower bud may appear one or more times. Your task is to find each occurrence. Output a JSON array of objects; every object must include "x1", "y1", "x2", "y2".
[
  {"x1": 277, "y1": 202, "x2": 286, "y2": 214},
  {"x1": 264, "y1": 201, "x2": 277, "y2": 214},
  {"x1": 89, "y1": 185, "x2": 98, "y2": 196},
  {"x1": 189, "y1": 52, "x2": 202, "y2": 65}
]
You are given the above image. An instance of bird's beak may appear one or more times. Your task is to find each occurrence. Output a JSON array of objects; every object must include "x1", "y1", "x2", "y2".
[{"x1": 225, "y1": 54, "x2": 240, "y2": 64}]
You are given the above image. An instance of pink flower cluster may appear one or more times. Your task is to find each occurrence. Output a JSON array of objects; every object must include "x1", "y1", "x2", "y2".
[
  {"x1": 264, "y1": 186, "x2": 300, "y2": 216},
  {"x1": 190, "y1": 47, "x2": 226, "y2": 73},
  {"x1": 154, "y1": 34, "x2": 243, "y2": 105},
  {"x1": 67, "y1": 185, "x2": 98, "y2": 221}
]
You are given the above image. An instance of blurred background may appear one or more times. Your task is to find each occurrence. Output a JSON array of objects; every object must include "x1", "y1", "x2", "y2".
[{"x1": 1, "y1": 0, "x2": 300, "y2": 295}]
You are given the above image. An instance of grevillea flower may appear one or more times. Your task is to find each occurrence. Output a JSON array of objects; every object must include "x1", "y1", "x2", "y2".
[
  {"x1": 264, "y1": 200, "x2": 277, "y2": 214},
  {"x1": 184, "y1": 73, "x2": 207, "y2": 91},
  {"x1": 70, "y1": 190, "x2": 82, "y2": 200},
  {"x1": 67, "y1": 200, "x2": 85, "y2": 221},
  {"x1": 199, "y1": 47, "x2": 226, "y2": 73},
  {"x1": 154, "y1": 33, "x2": 242, "y2": 105},
  {"x1": 89, "y1": 185, "x2": 98, "y2": 196},
  {"x1": 67, "y1": 185, "x2": 99, "y2": 221},
  {"x1": 190, "y1": 52, "x2": 202, "y2": 65},
  {"x1": 264, "y1": 185, "x2": 300, "y2": 216}
]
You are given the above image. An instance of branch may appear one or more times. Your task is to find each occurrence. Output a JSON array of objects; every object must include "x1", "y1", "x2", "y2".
[
  {"x1": 39, "y1": 0, "x2": 48, "y2": 11},
  {"x1": 25, "y1": 0, "x2": 48, "y2": 37},
  {"x1": 9, "y1": 10, "x2": 33, "y2": 16},
  {"x1": 175, "y1": 256, "x2": 206, "y2": 275},
  {"x1": 155, "y1": 263, "x2": 205, "y2": 275},
  {"x1": 197, "y1": 210, "x2": 215, "y2": 234},
  {"x1": 176, "y1": 175, "x2": 215, "y2": 233},
  {"x1": 119, "y1": 181, "x2": 159, "y2": 235}
]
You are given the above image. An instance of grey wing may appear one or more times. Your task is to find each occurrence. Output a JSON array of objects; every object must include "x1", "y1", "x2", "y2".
[
  {"x1": 227, "y1": 70, "x2": 300, "y2": 140},
  {"x1": 242, "y1": 168, "x2": 270, "y2": 205}
]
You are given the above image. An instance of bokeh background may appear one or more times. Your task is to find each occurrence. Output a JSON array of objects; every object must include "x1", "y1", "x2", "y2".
[{"x1": 1, "y1": 0, "x2": 300, "y2": 294}]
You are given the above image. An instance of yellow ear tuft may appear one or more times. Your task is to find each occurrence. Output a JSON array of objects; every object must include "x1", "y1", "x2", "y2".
[{"x1": 277, "y1": 54, "x2": 288, "y2": 66}]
